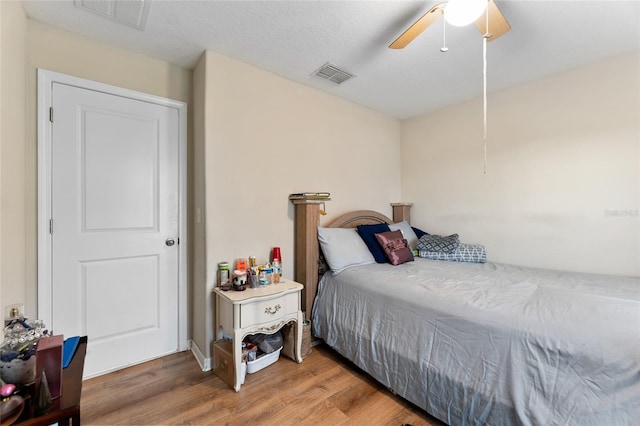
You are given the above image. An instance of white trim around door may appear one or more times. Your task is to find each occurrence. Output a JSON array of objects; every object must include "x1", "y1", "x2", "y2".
[{"x1": 37, "y1": 69, "x2": 189, "y2": 356}]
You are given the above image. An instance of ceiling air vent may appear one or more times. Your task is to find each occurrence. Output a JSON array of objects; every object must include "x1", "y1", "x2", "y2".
[
  {"x1": 75, "y1": 0, "x2": 151, "y2": 31},
  {"x1": 312, "y1": 62, "x2": 355, "y2": 85}
]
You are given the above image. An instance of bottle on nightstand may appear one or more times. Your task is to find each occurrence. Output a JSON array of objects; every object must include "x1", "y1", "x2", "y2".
[
  {"x1": 272, "y1": 247, "x2": 282, "y2": 283},
  {"x1": 217, "y1": 262, "x2": 231, "y2": 290},
  {"x1": 272, "y1": 259, "x2": 281, "y2": 283}
]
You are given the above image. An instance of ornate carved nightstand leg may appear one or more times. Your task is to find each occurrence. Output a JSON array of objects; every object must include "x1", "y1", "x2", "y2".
[{"x1": 233, "y1": 331, "x2": 243, "y2": 392}]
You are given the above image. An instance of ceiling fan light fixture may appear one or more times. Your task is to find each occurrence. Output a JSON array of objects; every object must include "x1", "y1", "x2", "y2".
[{"x1": 444, "y1": 0, "x2": 487, "y2": 27}]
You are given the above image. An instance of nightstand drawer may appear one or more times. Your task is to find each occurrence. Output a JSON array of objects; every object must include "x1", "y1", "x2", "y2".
[{"x1": 240, "y1": 292, "x2": 298, "y2": 328}]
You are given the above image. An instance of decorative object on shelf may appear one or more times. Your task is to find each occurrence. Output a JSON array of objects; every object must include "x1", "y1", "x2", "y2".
[
  {"x1": 33, "y1": 370, "x2": 52, "y2": 417},
  {"x1": 0, "y1": 383, "x2": 25, "y2": 426},
  {"x1": 0, "y1": 310, "x2": 49, "y2": 389}
]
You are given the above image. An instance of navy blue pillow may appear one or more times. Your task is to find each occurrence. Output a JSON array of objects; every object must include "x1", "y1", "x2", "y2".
[
  {"x1": 357, "y1": 223, "x2": 391, "y2": 263},
  {"x1": 412, "y1": 226, "x2": 429, "y2": 238}
]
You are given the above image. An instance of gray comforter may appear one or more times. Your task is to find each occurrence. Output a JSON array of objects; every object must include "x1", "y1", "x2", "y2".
[{"x1": 312, "y1": 258, "x2": 640, "y2": 425}]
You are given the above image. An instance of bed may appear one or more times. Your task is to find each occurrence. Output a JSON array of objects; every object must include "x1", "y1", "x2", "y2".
[{"x1": 290, "y1": 201, "x2": 640, "y2": 425}]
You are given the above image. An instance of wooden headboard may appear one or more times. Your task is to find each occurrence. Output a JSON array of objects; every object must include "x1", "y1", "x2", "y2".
[{"x1": 291, "y1": 200, "x2": 413, "y2": 319}]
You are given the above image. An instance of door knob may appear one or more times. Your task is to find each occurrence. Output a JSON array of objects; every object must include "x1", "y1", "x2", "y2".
[{"x1": 165, "y1": 238, "x2": 175, "y2": 247}]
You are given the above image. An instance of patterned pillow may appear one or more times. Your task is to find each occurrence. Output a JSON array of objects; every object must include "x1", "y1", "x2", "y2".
[
  {"x1": 417, "y1": 233, "x2": 460, "y2": 253},
  {"x1": 418, "y1": 243, "x2": 487, "y2": 263},
  {"x1": 374, "y1": 230, "x2": 414, "y2": 266}
]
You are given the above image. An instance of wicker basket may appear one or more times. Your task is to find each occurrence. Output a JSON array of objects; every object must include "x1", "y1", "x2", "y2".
[{"x1": 282, "y1": 321, "x2": 312, "y2": 360}]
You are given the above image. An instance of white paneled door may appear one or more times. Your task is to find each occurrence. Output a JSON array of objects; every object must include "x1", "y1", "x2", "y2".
[{"x1": 46, "y1": 80, "x2": 182, "y2": 377}]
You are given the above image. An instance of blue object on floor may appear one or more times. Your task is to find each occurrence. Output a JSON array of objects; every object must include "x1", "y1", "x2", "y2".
[{"x1": 62, "y1": 336, "x2": 80, "y2": 369}]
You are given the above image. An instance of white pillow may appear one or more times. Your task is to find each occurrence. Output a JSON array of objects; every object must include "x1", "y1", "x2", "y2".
[
  {"x1": 317, "y1": 227, "x2": 375, "y2": 274},
  {"x1": 388, "y1": 221, "x2": 419, "y2": 251}
]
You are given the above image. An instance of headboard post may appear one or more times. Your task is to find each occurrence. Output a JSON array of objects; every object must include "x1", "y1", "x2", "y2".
[
  {"x1": 391, "y1": 202, "x2": 413, "y2": 224},
  {"x1": 291, "y1": 199, "x2": 324, "y2": 318}
]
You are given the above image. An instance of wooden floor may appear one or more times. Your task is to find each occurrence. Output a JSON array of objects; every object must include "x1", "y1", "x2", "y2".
[{"x1": 80, "y1": 343, "x2": 445, "y2": 425}]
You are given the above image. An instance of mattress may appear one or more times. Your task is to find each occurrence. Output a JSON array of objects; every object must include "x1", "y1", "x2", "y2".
[{"x1": 312, "y1": 258, "x2": 640, "y2": 425}]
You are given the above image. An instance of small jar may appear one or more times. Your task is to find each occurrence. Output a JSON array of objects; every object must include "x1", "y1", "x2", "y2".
[
  {"x1": 264, "y1": 267, "x2": 273, "y2": 285},
  {"x1": 233, "y1": 269, "x2": 247, "y2": 291},
  {"x1": 258, "y1": 266, "x2": 267, "y2": 286},
  {"x1": 218, "y1": 262, "x2": 231, "y2": 290}
]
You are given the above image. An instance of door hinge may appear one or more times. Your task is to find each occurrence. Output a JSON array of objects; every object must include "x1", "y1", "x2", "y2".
[
  {"x1": 177, "y1": 238, "x2": 180, "y2": 245},
  {"x1": 49, "y1": 219, "x2": 53, "y2": 234},
  {"x1": 49, "y1": 107, "x2": 53, "y2": 122}
]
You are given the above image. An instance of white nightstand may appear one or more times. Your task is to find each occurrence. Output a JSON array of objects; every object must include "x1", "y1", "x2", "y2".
[{"x1": 213, "y1": 280, "x2": 304, "y2": 391}]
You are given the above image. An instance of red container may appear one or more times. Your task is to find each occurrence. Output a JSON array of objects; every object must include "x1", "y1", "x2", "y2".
[{"x1": 272, "y1": 247, "x2": 281, "y2": 262}]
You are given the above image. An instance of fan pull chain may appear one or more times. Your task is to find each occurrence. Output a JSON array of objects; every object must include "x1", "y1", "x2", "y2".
[
  {"x1": 483, "y1": 36, "x2": 487, "y2": 175},
  {"x1": 440, "y1": 11, "x2": 448, "y2": 52},
  {"x1": 482, "y1": 1, "x2": 491, "y2": 176}
]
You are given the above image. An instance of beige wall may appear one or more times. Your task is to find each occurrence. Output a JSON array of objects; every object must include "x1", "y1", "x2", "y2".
[
  {"x1": 402, "y1": 52, "x2": 640, "y2": 277},
  {"x1": 197, "y1": 50, "x2": 402, "y2": 357},
  {"x1": 0, "y1": 0, "x2": 28, "y2": 317},
  {"x1": 27, "y1": 20, "x2": 191, "y2": 105},
  {"x1": 0, "y1": 6, "x2": 192, "y2": 321},
  {"x1": 191, "y1": 55, "x2": 207, "y2": 358}
]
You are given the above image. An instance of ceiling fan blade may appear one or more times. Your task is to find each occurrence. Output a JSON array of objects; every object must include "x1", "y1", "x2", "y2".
[
  {"x1": 389, "y1": 2, "x2": 447, "y2": 49},
  {"x1": 475, "y1": 0, "x2": 511, "y2": 42}
]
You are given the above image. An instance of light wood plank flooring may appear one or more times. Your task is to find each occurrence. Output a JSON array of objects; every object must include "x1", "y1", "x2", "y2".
[{"x1": 80, "y1": 343, "x2": 445, "y2": 425}]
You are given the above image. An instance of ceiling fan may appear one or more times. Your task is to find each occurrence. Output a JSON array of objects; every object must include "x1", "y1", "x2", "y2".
[{"x1": 389, "y1": 0, "x2": 511, "y2": 49}]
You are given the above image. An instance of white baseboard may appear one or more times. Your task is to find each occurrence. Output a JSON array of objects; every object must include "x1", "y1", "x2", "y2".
[{"x1": 190, "y1": 339, "x2": 211, "y2": 371}]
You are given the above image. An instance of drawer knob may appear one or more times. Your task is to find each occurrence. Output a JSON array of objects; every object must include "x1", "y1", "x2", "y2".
[{"x1": 264, "y1": 304, "x2": 281, "y2": 315}]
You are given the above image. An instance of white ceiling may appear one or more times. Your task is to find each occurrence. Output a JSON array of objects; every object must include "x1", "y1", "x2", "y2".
[{"x1": 21, "y1": 0, "x2": 640, "y2": 119}]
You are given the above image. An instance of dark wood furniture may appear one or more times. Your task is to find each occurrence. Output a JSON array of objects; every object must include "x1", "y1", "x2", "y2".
[{"x1": 16, "y1": 336, "x2": 87, "y2": 426}]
